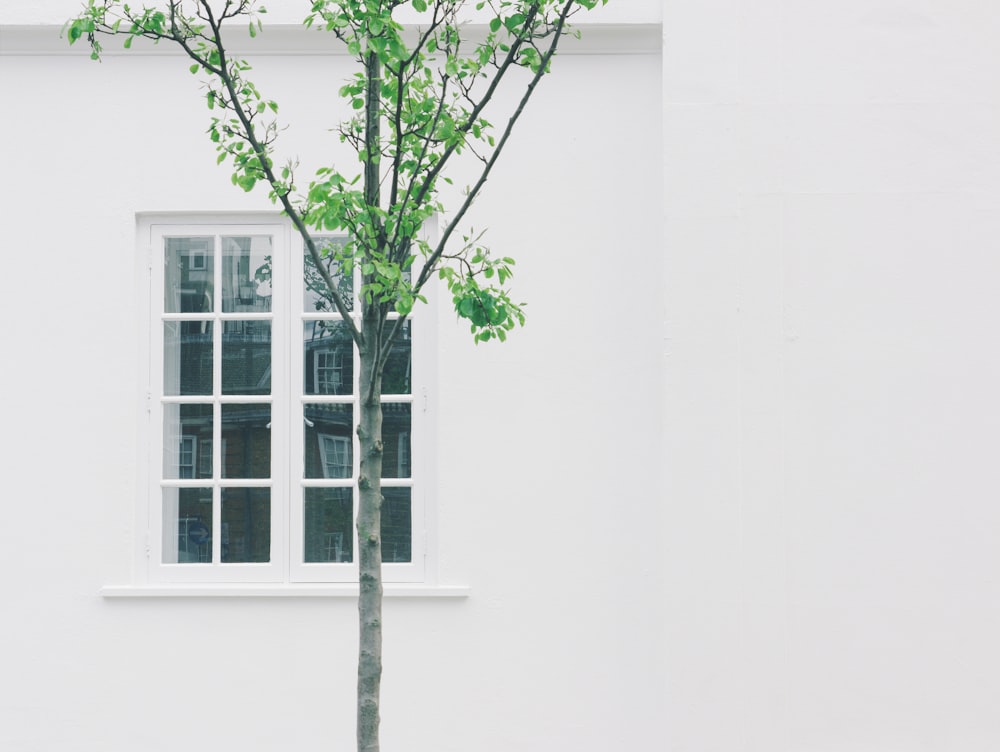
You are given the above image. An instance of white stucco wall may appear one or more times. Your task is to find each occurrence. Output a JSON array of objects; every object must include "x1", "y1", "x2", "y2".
[
  {"x1": 663, "y1": 2, "x2": 1000, "y2": 751},
  {"x1": 5, "y1": 1, "x2": 1000, "y2": 750},
  {"x1": 0, "y1": 7, "x2": 662, "y2": 752}
]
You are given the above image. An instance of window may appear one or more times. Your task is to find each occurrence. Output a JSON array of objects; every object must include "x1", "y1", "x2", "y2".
[
  {"x1": 314, "y1": 349, "x2": 345, "y2": 395},
  {"x1": 318, "y1": 434, "x2": 351, "y2": 478},
  {"x1": 145, "y1": 217, "x2": 426, "y2": 584},
  {"x1": 177, "y1": 436, "x2": 196, "y2": 479}
]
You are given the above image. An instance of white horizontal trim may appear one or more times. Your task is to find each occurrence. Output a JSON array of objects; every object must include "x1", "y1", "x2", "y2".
[
  {"x1": 101, "y1": 583, "x2": 471, "y2": 598},
  {"x1": 1, "y1": 22, "x2": 661, "y2": 56}
]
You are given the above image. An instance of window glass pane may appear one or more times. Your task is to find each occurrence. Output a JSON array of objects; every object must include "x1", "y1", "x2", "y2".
[
  {"x1": 221, "y1": 236, "x2": 272, "y2": 313},
  {"x1": 382, "y1": 488, "x2": 411, "y2": 563},
  {"x1": 304, "y1": 488, "x2": 353, "y2": 563},
  {"x1": 164, "y1": 404, "x2": 213, "y2": 479},
  {"x1": 304, "y1": 237, "x2": 353, "y2": 313},
  {"x1": 381, "y1": 404, "x2": 411, "y2": 478},
  {"x1": 163, "y1": 488, "x2": 212, "y2": 563},
  {"x1": 221, "y1": 488, "x2": 270, "y2": 563},
  {"x1": 222, "y1": 320, "x2": 271, "y2": 395},
  {"x1": 164, "y1": 321, "x2": 212, "y2": 396},
  {"x1": 304, "y1": 321, "x2": 354, "y2": 395},
  {"x1": 304, "y1": 404, "x2": 353, "y2": 479},
  {"x1": 198, "y1": 438, "x2": 214, "y2": 479},
  {"x1": 222, "y1": 404, "x2": 271, "y2": 479},
  {"x1": 165, "y1": 237, "x2": 214, "y2": 314},
  {"x1": 383, "y1": 320, "x2": 411, "y2": 395}
]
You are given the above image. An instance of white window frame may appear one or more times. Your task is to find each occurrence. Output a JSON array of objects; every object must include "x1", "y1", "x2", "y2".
[{"x1": 138, "y1": 214, "x2": 431, "y2": 587}]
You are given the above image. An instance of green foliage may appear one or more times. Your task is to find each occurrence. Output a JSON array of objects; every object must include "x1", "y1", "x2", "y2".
[
  {"x1": 438, "y1": 244, "x2": 524, "y2": 342},
  {"x1": 65, "y1": 0, "x2": 607, "y2": 347}
]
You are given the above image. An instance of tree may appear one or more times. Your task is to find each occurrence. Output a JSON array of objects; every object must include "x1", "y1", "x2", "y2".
[{"x1": 66, "y1": 1, "x2": 606, "y2": 749}]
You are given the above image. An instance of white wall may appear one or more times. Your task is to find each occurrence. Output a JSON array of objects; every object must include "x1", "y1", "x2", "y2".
[
  {"x1": 6, "y1": 0, "x2": 1000, "y2": 750},
  {"x1": 664, "y1": 2, "x2": 1000, "y2": 751},
  {"x1": 0, "y1": 11, "x2": 662, "y2": 752}
]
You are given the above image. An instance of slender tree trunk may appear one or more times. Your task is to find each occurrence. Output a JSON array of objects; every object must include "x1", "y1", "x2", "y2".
[
  {"x1": 357, "y1": 43, "x2": 386, "y2": 752},
  {"x1": 357, "y1": 312, "x2": 384, "y2": 752}
]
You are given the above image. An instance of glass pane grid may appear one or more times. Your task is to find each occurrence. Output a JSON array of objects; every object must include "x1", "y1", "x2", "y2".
[{"x1": 161, "y1": 233, "x2": 275, "y2": 569}]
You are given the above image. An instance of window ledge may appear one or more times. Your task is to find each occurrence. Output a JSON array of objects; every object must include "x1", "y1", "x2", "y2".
[{"x1": 101, "y1": 583, "x2": 470, "y2": 598}]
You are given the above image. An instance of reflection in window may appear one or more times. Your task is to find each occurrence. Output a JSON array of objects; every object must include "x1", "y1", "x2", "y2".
[
  {"x1": 165, "y1": 237, "x2": 213, "y2": 314},
  {"x1": 315, "y1": 350, "x2": 344, "y2": 395},
  {"x1": 304, "y1": 237, "x2": 352, "y2": 313},
  {"x1": 221, "y1": 488, "x2": 270, "y2": 563},
  {"x1": 163, "y1": 321, "x2": 213, "y2": 396},
  {"x1": 164, "y1": 488, "x2": 212, "y2": 563},
  {"x1": 164, "y1": 404, "x2": 212, "y2": 480},
  {"x1": 198, "y1": 438, "x2": 213, "y2": 479},
  {"x1": 222, "y1": 236, "x2": 272, "y2": 313},
  {"x1": 222, "y1": 320, "x2": 272, "y2": 395},
  {"x1": 304, "y1": 320, "x2": 354, "y2": 395},
  {"x1": 383, "y1": 320, "x2": 411, "y2": 395},
  {"x1": 221, "y1": 404, "x2": 271, "y2": 479},
  {"x1": 319, "y1": 434, "x2": 351, "y2": 479},
  {"x1": 305, "y1": 488, "x2": 353, "y2": 563},
  {"x1": 381, "y1": 404, "x2": 411, "y2": 478},
  {"x1": 178, "y1": 436, "x2": 196, "y2": 479},
  {"x1": 304, "y1": 404, "x2": 353, "y2": 479},
  {"x1": 382, "y1": 488, "x2": 411, "y2": 563}
]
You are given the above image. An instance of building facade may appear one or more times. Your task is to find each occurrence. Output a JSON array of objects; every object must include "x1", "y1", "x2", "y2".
[{"x1": 5, "y1": 2, "x2": 1000, "y2": 751}]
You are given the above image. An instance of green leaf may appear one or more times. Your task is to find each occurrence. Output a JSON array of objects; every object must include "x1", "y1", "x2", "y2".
[
  {"x1": 189, "y1": 63, "x2": 200, "y2": 74},
  {"x1": 413, "y1": 0, "x2": 427, "y2": 11}
]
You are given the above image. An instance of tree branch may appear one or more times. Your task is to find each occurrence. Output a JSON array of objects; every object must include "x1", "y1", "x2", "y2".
[{"x1": 413, "y1": 0, "x2": 578, "y2": 295}]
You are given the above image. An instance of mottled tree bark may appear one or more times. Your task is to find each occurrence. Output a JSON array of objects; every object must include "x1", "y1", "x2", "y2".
[
  {"x1": 357, "y1": 45, "x2": 385, "y2": 752},
  {"x1": 357, "y1": 326, "x2": 384, "y2": 752}
]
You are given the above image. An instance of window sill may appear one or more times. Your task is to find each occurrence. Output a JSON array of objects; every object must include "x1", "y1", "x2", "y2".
[{"x1": 101, "y1": 583, "x2": 470, "y2": 598}]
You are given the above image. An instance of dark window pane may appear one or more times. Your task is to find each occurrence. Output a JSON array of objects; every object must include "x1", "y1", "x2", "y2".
[
  {"x1": 383, "y1": 321, "x2": 411, "y2": 395},
  {"x1": 164, "y1": 488, "x2": 212, "y2": 563},
  {"x1": 304, "y1": 488, "x2": 353, "y2": 563},
  {"x1": 382, "y1": 488, "x2": 411, "y2": 563},
  {"x1": 164, "y1": 321, "x2": 213, "y2": 396},
  {"x1": 165, "y1": 237, "x2": 214, "y2": 313},
  {"x1": 222, "y1": 320, "x2": 271, "y2": 395},
  {"x1": 304, "y1": 404, "x2": 354, "y2": 479},
  {"x1": 381, "y1": 404, "x2": 411, "y2": 478},
  {"x1": 221, "y1": 236, "x2": 273, "y2": 313},
  {"x1": 222, "y1": 404, "x2": 271, "y2": 479},
  {"x1": 222, "y1": 488, "x2": 270, "y2": 563},
  {"x1": 164, "y1": 404, "x2": 213, "y2": 479},
  {"x1": 304, "y1": 320, "x2": 354, "y2": 395}
]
